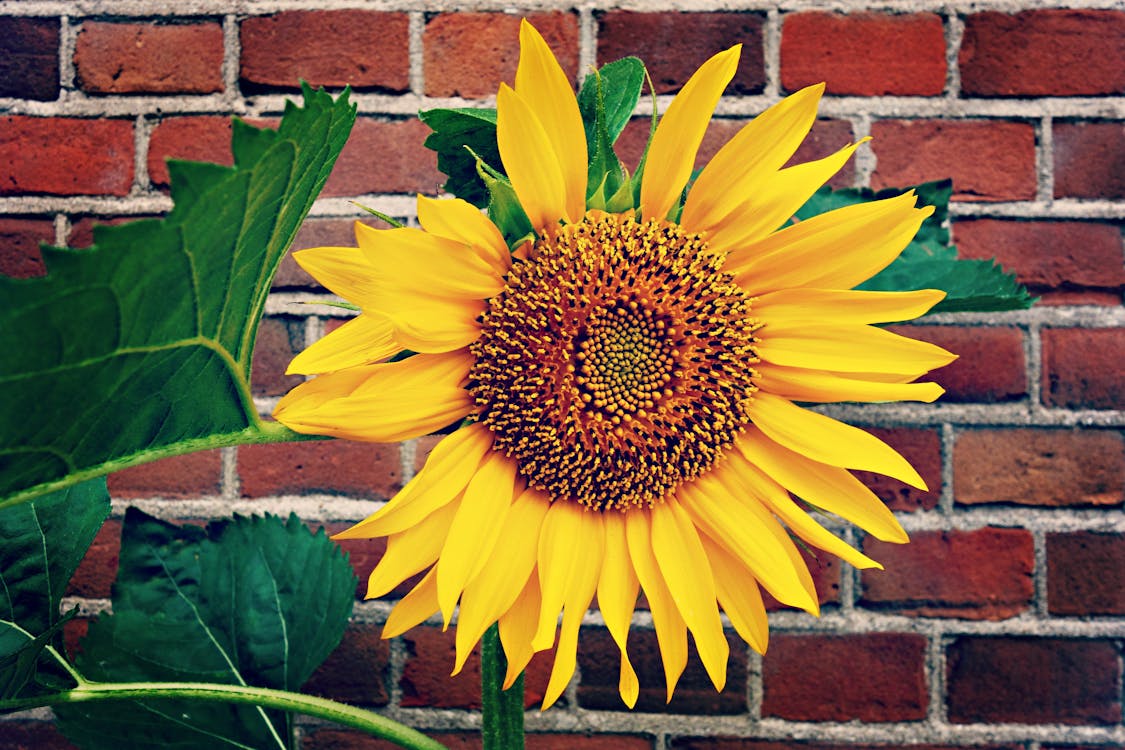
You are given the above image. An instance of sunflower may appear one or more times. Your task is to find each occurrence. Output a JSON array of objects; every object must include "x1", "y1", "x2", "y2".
[{"x1": 275, "y1": 20, "x2": 955, "y2": 709}]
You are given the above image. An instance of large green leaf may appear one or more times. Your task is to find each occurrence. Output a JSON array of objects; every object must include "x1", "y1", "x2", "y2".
[
  {"x1": 0, "y1": 479, "x2": 110, "y2": 699},
  {"x1": 419, "y1": 107, "x2": 500, "y2": 208},
  {"x1": 0, "y1": 85, "x2": 356, "y2": 508},
  {"x1": 56, "y1": 509, "x2": 357, "y2": 749}
]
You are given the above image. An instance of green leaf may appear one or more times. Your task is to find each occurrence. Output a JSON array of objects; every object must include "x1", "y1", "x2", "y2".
[
  {"x1": 795, "y1": 179, "x2": 1035, "y2": 313},
  {"x1": 0, "y1": 479, "x2": 110, "y2": 698},
  {"x1": 578, "y1": 56, "x2": 644, "y2": 161},
  {"x1": 56, "y1": 509, "x2": 358, "y2": 749},
  {"x1": 420, "y1": 108, "x2": 500, "y2": 207},
  {"x1": 0, "y1": 85, "x2": 356, "y2": 507}
]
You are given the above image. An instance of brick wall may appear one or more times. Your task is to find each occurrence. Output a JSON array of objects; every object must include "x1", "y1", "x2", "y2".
[{"x1": 1, "y1": 1, "x2": 1123, "y2": 749}]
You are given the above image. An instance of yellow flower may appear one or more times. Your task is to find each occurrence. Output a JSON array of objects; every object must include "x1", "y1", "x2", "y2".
[{"x1": 275, "y1": 20, "x2": 955, "y2": 709}]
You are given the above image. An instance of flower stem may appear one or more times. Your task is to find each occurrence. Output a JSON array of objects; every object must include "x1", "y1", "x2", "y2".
[
  {"x1": 0, "y1": 681, "x2": 445, "y2": 750},
  {"x1": 481, "y1": 624, "x2": 525, "y2": 750}
]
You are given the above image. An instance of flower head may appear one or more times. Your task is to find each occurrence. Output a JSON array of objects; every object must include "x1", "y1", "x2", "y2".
[{"x1": 275, "y1": 20, "x2": 955, "y2": 709}]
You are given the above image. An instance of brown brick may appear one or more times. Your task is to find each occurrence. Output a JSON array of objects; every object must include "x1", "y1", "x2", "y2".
[
  {"x1": 0, "y1": 17, "x2": 60, "y2": 100},
  {"x1": 955, "y1": 220, "x2": 1125, "y2": 304},
  {"x1": 781, "y1": 12, "x2": 946, "y2": 96},
  {"x1": 947, "y1": 637, "x2": 1121, "y2": 724},
  {"x1": 861, "y1": 528, "x2": 1034, "y2": 619},
  {"x1": 106, "y1": 450, "x2": 223, "y2": 498},
  {"x1": 1054, "y1": 121, "x2": 1125, "y2": 200},
  {"x1": 761, "y1": 633, "x2": 928, "y2": 721},
  {"x1": 424, "y1": 12, "x2": 579, "y2": 99},
  {"x1": 577, "y1": 626, "x2": 748, "y2": 714},
  {"x1": 870, "y1": 119, "x2": 1036, "y2": 202},
  {"x1": 147, "y1": 116, "x2": 233, "y2": 188},
  {"x1": 67, "y1": 519, "x2": 122, "y2": 599},
  {"x1": 0, "y1": 216, "x2": 52, "y2": 277},
  {"x1": 954, "y1": 429, "x2": 1123, "y2": 507},
  {"x1": 960, "y1": 11, "x2": 1125, "y2": 97},
  {"x1": 0, "y1": 722, "x2": 78, "y2": 749},
  {"x1": 251, "y1": 316, "x2": 302, "y2": 398},
  {"x1": 321, "y1": 118, "x2": 443, "y2": 197},
  {"x1": 75, "y1": 21, "x2": 223, "y2": 94},
  {"x1": 1043, "y1": 328, "x2": 1125, "y2": 410},
  {"x1": 597, "y1": 12, "x2": 765, "y2": 95},
  {"x1": 526, "y1": 737, "x2": 654, "y2": 750},
  {"x1": 238, "y1": 440, "x2": 402, "y2": 499},
  {"x1": 324, "y1": 524, "x2": 420, "y2": 601},
  {"x1": 890, "y1": 325, "x2": 1025, "y2": 403},
  {"x1": 302, "y1": 732, "x2": 654, "y2": 750},
  {"x1": 1048, "y1": 532, "x2": 1125, "y2": 615},
  {"x1": 762, "y1": 544, "x2": 840, "y2": 611},
  {"x1": 240, "y1": 12, "x2": 409, "y2": 93},
  {"x1": 852, "y1": 427, "x2": 943, "y2": 512},
  {"x1": 303, "y1": 623, "x2": 390, "y2": 705},
  {"x1": 0, "y1": 117, "x2": 133, "y2": 196},
  {"x1": 671, "y1": 742, "x2": 1022, "y2": 750}
]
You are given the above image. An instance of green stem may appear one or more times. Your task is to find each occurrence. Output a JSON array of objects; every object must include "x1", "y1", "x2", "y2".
[
  {"x1": 481, "y1": 624, "x2": 524, "y2": 750},
  {"x1": 0, "y1": 681, "x2": 445, "y2": 750}
]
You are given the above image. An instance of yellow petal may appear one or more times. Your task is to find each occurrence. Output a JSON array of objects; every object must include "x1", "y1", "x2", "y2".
[
  {"x1": 287, "y1": 313, "x2": 401, "y2": 376},
  {"x1": 437, "y1": 450, "x2": 520, "y2": 624},
  {"x1": 756, "y1": 322, "x2": 957, "y2": 376},
  {"x1": 756, "y1": 362, "x2": 945, "y2": 404},
  {"x1": 274, "y1": 349, "x2": 473, "y2": 442},
  {"x1": 514, "y1": 19, "x2": 586, "y2": 222},
  {"x1": 499, "y1": 572, "x2": 542, "y2": 689},
  {"x1": 737, "y1": 426, "x2": 909, "y2": 543},
  {"x1": 497, "y1": 83, "x2": 568, "y2": 232},
  {"x1": 415, "y1": 194, "x2": 511, "y2": 275},
  {"x1": 383, "y1": 567, "x2": 439, "y2": 639},
  {"x1": 378, "y1": 297, "x2": 484, "y2": 354},
  {"x1": 355, "y1": 222, "x2": 505, "y2": 299},
  {"x1": 726, "y1": 191, "x2": 931, "y2": 292},
  {"x1": 597, "y1": 511, "x2": 640, "y2": 709},
  {"x1": 625, "y1": 510, "x2": 688, "y2": 702},
  {"x1": 292, "y1": 245, "x2": 378, "y2": 307},
  {"x1": 699, "y1": 536, "x2": 769, "y2": 653},
  {"x1": 755, "y1": 288, "x2": 946, "y2": 326},
  {"x1": 639, "y1": 46, "x2": 741, "y2": 222},
  {"x1": 651, "y1": 499, "x2": 728, "y2": 691},
  {"x1": 682, "y1": 83, "x2": 824, "y2": 235},
  {"x1": 365, "y1": 499, "x2": 459, "y2": 598}
]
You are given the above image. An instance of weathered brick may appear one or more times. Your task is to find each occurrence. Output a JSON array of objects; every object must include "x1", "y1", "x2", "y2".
[
  {"x1": 852, "y1": 427, "x2": 943, "y2": 512},
  {"x1": 762, "y1": 544, "x2": 840, "y2": 611},
  {"x1": 889, "y1": 325, "x2": 1025, "y2": 403},
  {"x1": 1054, "y1": 121, "x2": 1125, "y2": 200},
  {"x1": 0, "y1": 17, "x2": 60, "y2": 100},
  {"x1": 781, "y1": 12, "x2": 945, "y2": 96},
  {"x1": 75, "y1": 21, "x2": 223, "y2": 94},
  {"x1": 1047, "y1": 532, "x2": 1125, "y2": 615},
  {"x1": 106, "y1": 449, "x2": 223, "y2": 498},
  {"x1": 238, "y1": 440, "x2": 402, "y2": 499},
  {"x1": 240, "y1": 12, "x2": 409, "y2": 93},
  {"x1": 68, "y1": 519, "x2": 122, "y2": 599},
  {"x1": 947, "y1": 637, "x2": 1121, "y2": 724},
  {"x1": 0, "y1": 117, "x2": 134, "y2": 196},
  {"x1": 325, "y1": 523, "x2": 421, "y2": 601},
  {"x1": 671, "y1": 742, "x2": 1021, "y2": 750},
  {"x1": 598, "y1": 11, "x2": 765, "y2": 95},
  {"x1": 424, "y1": 12, "x2": 578, "y2": 99},
  {"x1": 321, "y1": 118, "x2": 443, "y2": 197},
  {"x1": 302, "y1": 732, "x2": 654, "y2": 750},
  {"x1": 577, "y1": 626, "x2": 748, "y2": 714},
  {"x1": 870, "y1": 120, "x2": 1036, "y2": 201},
  {"x1": 303, "y1": 623, "x2": 390, "y2": 705},
  {"x1": 0, "y1": 216, "x2": 52, "y2": 277},
  {"x1": 147, "y1": 116, "x2": 232, "y2": 188},
  {"x1": 761, "y1": 633, "x2": 928, "y2": 721},
  {"x1": 955, "y1": 220, "x2": 1125, "y2": 304},
  {"x1": 0, "y1": 722, "x2": 78, "y2": 749},
  {"x1": 1042, "y1": 328, "x2": 1125, "y2": 410},
  {"x1": 954, "y1": 429, "x2": 1123, "y2": 507},
  {"x1": 960, "y1": 11, "x2": 1125, "y2": 97},
  {"x1": 861, "y1": 528, "x2": 1034, "y2": 619},
  {"x1": 251, "y1": 316, "x2": 302, "y2": 397}
]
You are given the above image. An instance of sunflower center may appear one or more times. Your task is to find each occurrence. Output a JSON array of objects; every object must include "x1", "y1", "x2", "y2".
[{"x1": 468, "y1": 212, "x2": 759, "y2": 511}]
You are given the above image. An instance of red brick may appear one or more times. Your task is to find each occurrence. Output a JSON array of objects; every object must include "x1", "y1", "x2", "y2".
[
  {"x1": 251, "y1": 316, "x2": 302, "y2": 397},
  {"x1": 75, "y1": 21, "x2": 223, "y2": 94},
  {"x1": 598, "y1": 12, "x2": 765, "y2": 95},
  {"x1": 0, "y1": 117, "x2": 133, "y2": 196},
  {"x1": 0, "y1": 722, "x2": 78, "y2": 749},
  {"x1": 424, "y1": 12, "x2": 578, "y2": 99},
  {"x1": 66, "y1": 215, "x2": 155, "y2": 249},
  {"x1": 399, "y1": 625, "x2": 554, "y2": 709},
  {"x1": 303, "y1": 623, "x2": 390, "y2": 705},
  {"x1": 671, "y1": 742, "x2": 1021, "y2": 750},
  {"x1": 321, "y1": 118, "x2": 443, "y2": 197},
  {"x1": 870, "y1": 120, "x2": 1036, "y2": 201},
  {"x1": 240, "y1": 12, "x2": 409, "y2": 93},
  {"x1": 955, "y1": 220, "x2": 1125, "y2": 304},
  {"x1": 106, "y1": 449, "x2": 223, "y2": 498},
  {"x1": 861, "y1": 528, "x2": 1034, "y2": 619},
  {"x1": 0, "y1": 17, "x2": 60, "y2": 100},
  {"x1": 960, "y1": 11, "x2": 1125, "y2": 97},
  {"x1": 527, "y1": 737, "x2": 654, "y2": 750},
  {"x1": 68, "y1": 519, "x2": 122, "y2": 599},
  {"x1": 0, "y1": 216, "x2": 52, "y2": 277},
  {"x1": 761, "y1": 633, "x2": 928, "y2": 721},
  {"x1": 1054, "y1": 121, "x2": 1125, "y2": 200},
  {"x1": 890, "y1": 325, "x2": 1025, "y2": 403},
  {"x1": 147, "y1": 116, "x2": 233, "y2": 188},
  {"x1": 1048, "y1": 532, "x2": 1125, "y2": 615},
  {"x1": 323, "y1": 521, "x2": 423, "y2": 601},
  {"x1": 762, "y1": 544, "x2": 840, "y2": 611},
  {"x1": 947, "y1": 637, "x2": 1121, "y2": 724},
  {"x1": 238, "y1": 440, "x2": 402, "y2": 499},
  {"x1": 278, "y1": 218, "x2": 360, "y2": 290},
  {"x1": 303, "y1": 732, "x2": 653, "y2": 750},
  {"x1": 577, "y1": 627, "x2": 748, "y2": 714},
  {"x1": 954, "y1": 428, "x2": 1123, "y2": 507},
  {"x1": 781, "y1": 12, "x2": 945, "y2": 96},
  {"x1": 1043, "y1": 328, "x2": 1125, "y2": 410},
  {"x1": 853, "y1": 427, "x2": 943, "y2": 512}
]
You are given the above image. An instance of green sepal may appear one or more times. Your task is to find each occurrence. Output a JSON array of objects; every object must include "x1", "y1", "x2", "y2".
[
  {"x1": 579, "y1": 57, "x2": 644, "y2": 211},
  {"x1": 350, "y1": 201, "x2": 406, "y2": 228},
  {"x1": 629, "y1": 67, "x2": 659, "y2": 213},
  {"x1": 419, "y1": 108, "x2": 500, "y2": 207},
  {"x1": 476, "y1": 159, "x2": 534, "y2": 250}
]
